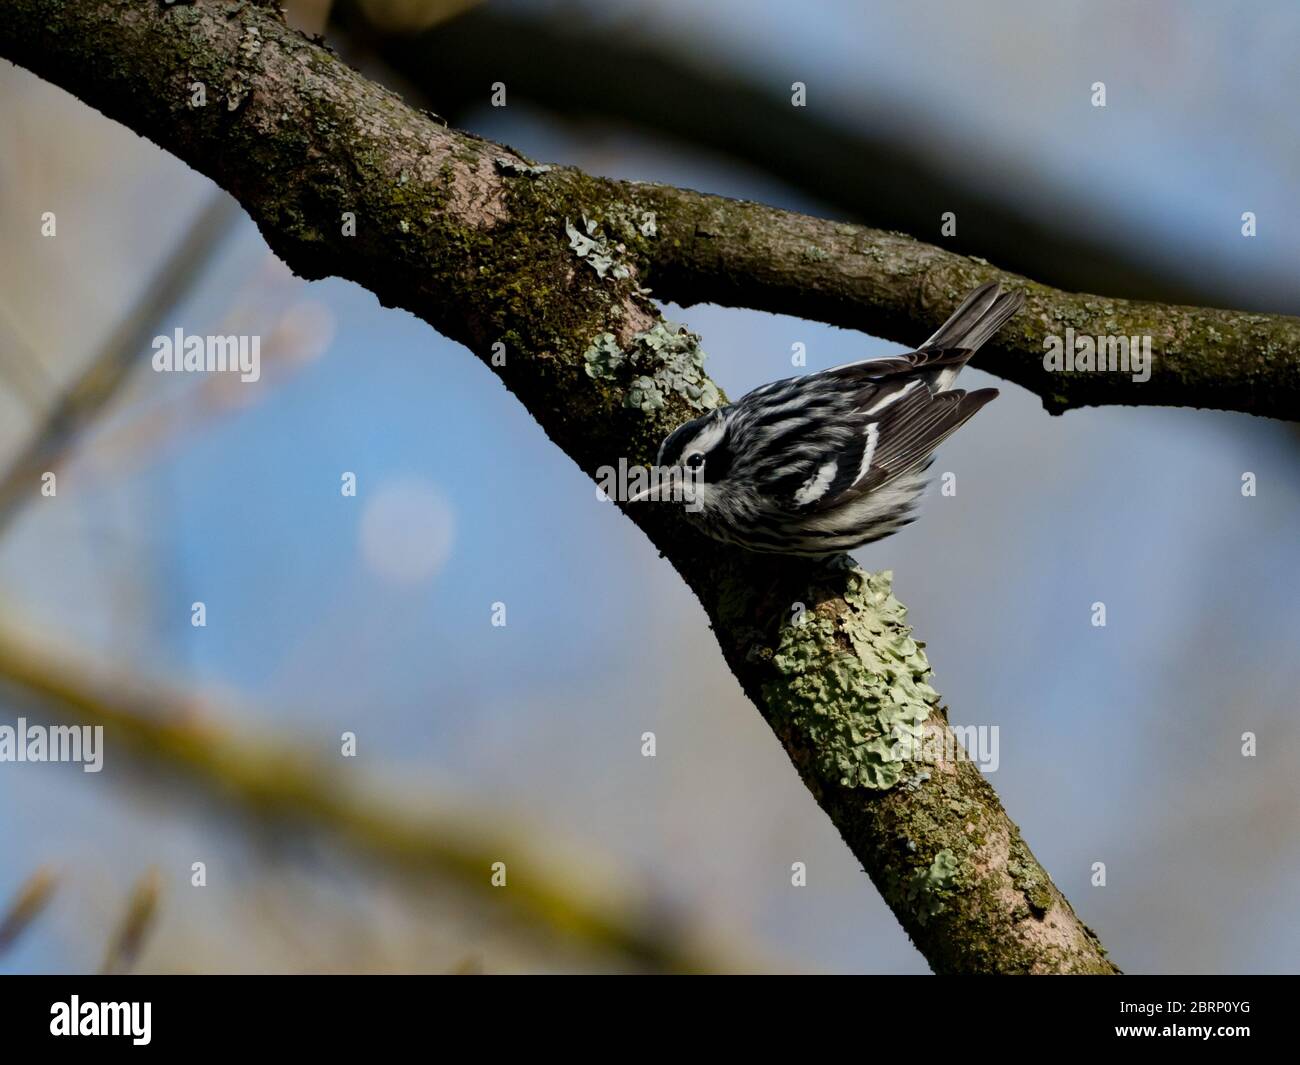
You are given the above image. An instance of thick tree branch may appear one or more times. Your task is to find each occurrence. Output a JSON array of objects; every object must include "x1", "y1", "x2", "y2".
[
  {"x1": 632, "y1": 189, "x2": 1300, "y2": 421},
  {"x1": 334, "y1": 3, "x2": 1300, "y2": 422},
  {"x1": 333, "y1": 0, "x2": 1257, "y2": 310},
  {"x1": 2, "y1": 0, "x2": 1117, "y2": 972}
]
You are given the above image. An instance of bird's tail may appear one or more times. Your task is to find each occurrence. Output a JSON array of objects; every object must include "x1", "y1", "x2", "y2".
[
  {"x1": 924, "y1": 280, "x2": 1024, "y2": 352},
  {"x1": 921, "y1": 281, "x2": 1024, "y2": 389}
]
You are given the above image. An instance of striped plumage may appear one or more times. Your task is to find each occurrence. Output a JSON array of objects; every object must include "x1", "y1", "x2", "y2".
[{"x1": 647, "y1": 281, "x2": 1024, "y2": 557}]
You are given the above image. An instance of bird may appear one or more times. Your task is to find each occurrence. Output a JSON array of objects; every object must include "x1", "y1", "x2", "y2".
[{"x1": 630, "y1": 280, "x2": 1024, "y2": 557}]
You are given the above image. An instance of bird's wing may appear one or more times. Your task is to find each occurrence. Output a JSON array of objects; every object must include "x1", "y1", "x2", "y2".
[
  {"x1": 756, "y1": 282, "x2": 1020, "y2": 512},
  {"x1": 775, "y1": 377, "x2": 998, "y2": 512}
]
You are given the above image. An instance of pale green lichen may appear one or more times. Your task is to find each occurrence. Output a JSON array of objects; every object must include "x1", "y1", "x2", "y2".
[
  {"x1": 878, "y1": 846, "x2": 963, "y2": 927},
  {"x1": 583, "y1": 322, "x2": 721, "y2": 413},
  {"x1": 494, "y1": 156, "x2": 552, "y2": 178},
  {"x1": 626, "y1": 376, "x2": 665, "y2": 412},
  {"x1": 565, "y1": 215, "x2": 633, "y2": 280},
  {"x1": 583, "y1": 332, "x2": 625, "y2": 378},
  {"x1": 1008, "y1": 857, "x2": 1054, "y2": 917},
  {"x1": 907, "y1": 849, "x2": 962, "y2": 926},
  {"x1": 603, "y1": 201, "x2": 657, "y2": 240},
  {"x1": 239, "y1": 24, "x2": 263, "y2": 61},
  {"x1": 900, "y1": 767, "x2": 932, "y2": 792},
  {"x1": 635, "y1": 321, "x2": 720, "y2": 409},
  {"x1": 761, "y1": 565, "x2": 939, "y2": 790}
]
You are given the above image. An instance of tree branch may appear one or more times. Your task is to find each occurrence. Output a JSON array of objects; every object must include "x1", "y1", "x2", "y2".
[
  {"x1": 0, "y1": 191, "x2": 239, "y2": 537},
  {"x1": 332, "y1": 0, "x2": 1232, "y2": 309},
  {"x1": 632, "y1": 187, "x2": 1300, "y2": 421},
  {"x1": 0, "y1": 622, "x2": 726, "y2": 971},
  {"x1": 333, "y1": 3, "x2": 1300, "y2": 422},
  {"x1": 2, "y1": 0, "x2": 1118, "y2": 972}
]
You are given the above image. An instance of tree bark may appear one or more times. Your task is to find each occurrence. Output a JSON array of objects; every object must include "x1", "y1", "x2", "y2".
[
  {"x1": 0, "y1": 0, "x2": 1124, "y2": 972},
  {"x1": 332, "y1": 0, "x2": 1236, "y2": 311}
]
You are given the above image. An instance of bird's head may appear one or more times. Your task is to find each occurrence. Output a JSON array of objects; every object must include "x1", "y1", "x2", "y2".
[{"x1": 627, "y1": 408, "x2": 734, "y2": 510}]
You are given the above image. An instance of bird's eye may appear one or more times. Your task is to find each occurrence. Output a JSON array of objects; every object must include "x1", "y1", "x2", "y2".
[{"x1": 684, "y1": 452, "x2": 705, "y2": 469}]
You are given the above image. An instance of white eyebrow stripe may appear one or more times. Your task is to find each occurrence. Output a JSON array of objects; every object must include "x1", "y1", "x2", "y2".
[
  {"x1": 686, "y1": 418, "x2": 727, "y2": 455},
  {"x1": 853, "y1": 422, "x2": 880, "y2": 486},
  {"x1": 793, "y1": 459, "x2": 838, "y2": 505}
]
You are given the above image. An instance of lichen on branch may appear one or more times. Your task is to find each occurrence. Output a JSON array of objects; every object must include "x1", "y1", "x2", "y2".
[
  {"x1": 760, "y1": 565, "x2": 938, "y2": 791},
  {"x1": 584, "y1": 322, "x2": 720, "y2": 414}
]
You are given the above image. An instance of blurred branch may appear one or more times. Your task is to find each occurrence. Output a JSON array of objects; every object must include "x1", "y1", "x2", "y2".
[
  {"x1": 100, "y1": 868, "x2": 162, "y2": 974},
  {"x1": 0, "y1": 304, "x2": 56, "y2": 407},
  {"x1": 1, "y1": 0, "x2": 1120, "y2": 972},
  {"x1": 332, "y1": 0, "x2": 1238, "y2": 310},
  {"x1": 0, "y1": 867, "x2": 58, "y2": 956},
  {"x1": 0, "y1": 623, "x2": 723, "y2": 972},
  {"x1": 0, "y1": 192, "x2": 239, "y2": 538}
]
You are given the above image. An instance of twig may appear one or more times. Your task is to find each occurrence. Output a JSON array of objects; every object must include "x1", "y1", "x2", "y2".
[
  {"x1": 100, "y1": 868, "x2": 162, "y2": 974},
  {"x1": 0, "y1": 192, "x2": 239, "y2": 537},
  {"x1": 0, "y1": 866, "x2": 58, "y2": 955}
]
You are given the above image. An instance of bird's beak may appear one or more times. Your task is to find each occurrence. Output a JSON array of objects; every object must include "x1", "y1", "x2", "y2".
[{"x1": 625, "y1": 467, "x2": 680, "y2": 503}]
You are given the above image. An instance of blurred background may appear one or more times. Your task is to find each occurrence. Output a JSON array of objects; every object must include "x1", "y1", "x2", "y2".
[{"x1": 0, "y1": 0, "x2": 1297, "y2": 973}]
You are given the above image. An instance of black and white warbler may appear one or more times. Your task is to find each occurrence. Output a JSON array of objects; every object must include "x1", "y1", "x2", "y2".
[{"x1": 631, "y1": 281, "x2": 1024, "y2": 557}]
